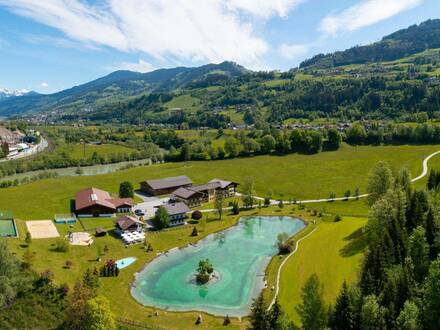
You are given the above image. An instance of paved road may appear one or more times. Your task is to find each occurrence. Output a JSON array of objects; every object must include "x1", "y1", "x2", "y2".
[{"x1": 0, "y1": 137, "x2": 48, "y2": 162}]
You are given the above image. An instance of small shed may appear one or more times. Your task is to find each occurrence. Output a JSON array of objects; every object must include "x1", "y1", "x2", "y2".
[{"x1": 95, "y1": 227, "x2": 107, "y2": 237}]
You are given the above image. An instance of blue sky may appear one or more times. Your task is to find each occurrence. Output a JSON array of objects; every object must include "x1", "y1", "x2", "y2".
[{"x1": 0, "y1": 0, "x2": 439, "y2": 93}]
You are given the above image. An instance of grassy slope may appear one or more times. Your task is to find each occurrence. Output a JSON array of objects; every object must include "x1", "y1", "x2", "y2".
[
  {"x1": 0, "y1": 144, "x2": 437, "y2": 220},
  {"x1": 278, "y1": 217, "x2": 367, "y2": 323}
]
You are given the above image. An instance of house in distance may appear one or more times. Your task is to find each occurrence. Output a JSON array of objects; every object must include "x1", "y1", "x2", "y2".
[{"x1": 75, "y1": 187, "x2": 134, "y2": 217}]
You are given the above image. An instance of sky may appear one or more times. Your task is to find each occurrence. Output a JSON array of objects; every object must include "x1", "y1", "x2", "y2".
[{"x1": 0, "y1": 0, "x2": 439, "y2": 94}]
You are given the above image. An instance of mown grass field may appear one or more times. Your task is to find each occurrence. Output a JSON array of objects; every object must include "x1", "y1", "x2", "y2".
[
  {"x1": 278, "y1": 217, "x2": 367, "y2": 323},
  {"x1": 0, "y1": 144, "x2": 437, "y2": 220}
]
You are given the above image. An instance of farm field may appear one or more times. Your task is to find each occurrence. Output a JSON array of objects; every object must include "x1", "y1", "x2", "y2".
[
  {"x1": 0, "y1": 144, "x2": 438, "y2": 220},
  {"x1": 278, "y1": 217, "x2": 367, "y2": 323}
]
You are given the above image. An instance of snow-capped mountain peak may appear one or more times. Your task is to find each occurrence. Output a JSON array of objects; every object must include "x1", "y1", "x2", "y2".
[{"x1": 0, "y1": 87, "x2": 31, "y2": 99}]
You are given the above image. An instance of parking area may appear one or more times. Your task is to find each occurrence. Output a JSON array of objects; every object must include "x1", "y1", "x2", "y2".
[{"x1": 133, "y1": 192, "x2": 170, "y2": 219}]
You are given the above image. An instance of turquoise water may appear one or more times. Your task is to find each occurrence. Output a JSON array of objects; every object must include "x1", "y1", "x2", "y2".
[
  {"x1": 131, "y1": 216, "x2": 305, "y2": 316},
  {"x1": 0, "y1": 220, "x2": 17, "y2": 237},
  {"x1": 116, "y1": 257, "x2": 137, "y2": 269}
]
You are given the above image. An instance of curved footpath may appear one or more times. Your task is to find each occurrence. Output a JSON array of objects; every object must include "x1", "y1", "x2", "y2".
[{"x1": 266, "y1": 149, "x2": 440, "y2": 310}]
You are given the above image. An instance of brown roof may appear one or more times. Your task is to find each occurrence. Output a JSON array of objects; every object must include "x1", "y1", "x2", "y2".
[
  {"x1": 172, "y1": 187, "x2": 200, "y2": 199},
  {"x1": 116, "y1": 215, "x2": 144, "y2": 231},
  {"x1": 160, "y1": 202, "x2": 190, "y2": 216},
  {"x1": 107, "y1": 198, "x2": 135, "y2": 208},
  {"x1": 191, "y1": 182, "x2": 221, "y2": 192},
  {"x1": 141, "y1": 176, "x2": 192, "y2": 190},
  {"x1": 75, "y1": 187, "x2": 134, "y2": 212},
  {"x1": 209, "y1": 179, "x2": 239, "y2": 189}
]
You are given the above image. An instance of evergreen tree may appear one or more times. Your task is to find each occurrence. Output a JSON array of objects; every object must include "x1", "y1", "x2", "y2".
[
  {"x1": 421, "y1": 257, "x2": 440, "y2": 329},
  {"x1": 396, "y1": 300, "x2": 420, "y2": 330},
  {"x1": 296, "y1": 274, "x2": 327, "y2": 330},
  {"x1": 360, "y1": 295, "x2": 386, "y2": 330},
  {"x1": 82, "y1": 268, "x2": 100, "y2": 294},
  {"x1": 425, "y1": 208, "x2": 439, "y2": 260},
  {"x1": 329, "y1": 281, "x2": 355, "y2": 330},
  {"x1": 408, "y1": 226, "x2": 429, "y2": 283},
  {"x1": 268, "y1": 299, "x2": 283, "y2": 330},
  {"x1": 406, "y1": 190, "x2": 429, "y2": 231},
  {"x1": 249, "y1": 294, "x2": 269, "y2": 330}
]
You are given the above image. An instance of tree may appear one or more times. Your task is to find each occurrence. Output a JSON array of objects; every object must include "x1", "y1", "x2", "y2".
[
  {"x1": 396, "y1": 300, "x2": 420, "y2": 330},
  {"x1": 242, "y1": 177, "x2": 255, "y2": 208},
  {"x1": 327, "y1": 128, "x2": 342, "y2": 149},
  {"x1": 118, "y1": 181, "x2": 134, "y2": 198},
  {"x1": 249, "y1": 294, "x2": 269, "y2": 330},
  {"x1": 278, "y1": 200, "x2": 284, "y2": 209},
  {"x1": 425, "y1": 208, "x2": 439, "y2": 259},
  {"x1": 152, "y1": 206, "x2": 170, "y2": 230},
  {"x1": 196, "y1": 259, "x2": 214, "y2": 284},
  {"x1": 264, "y1": 197, "x2": 271, "y2": 207},
  {"x1": 296, "y1": 274, "x2": 327, "y2": 330},
  {"x1": 224, "y1": 137, "x2": 240, "y2": 158},
  {"x1": 366, "y1": 161, "x2": 393, "y2": 205},
  {"x1": 214, "y1": 192, "x2": 224, "y2": 220},
  {"x1": 260, "y1": 135, "x2": 276, "y2": 153},
  {"x1": 268, "y1": 299, "x2": 283, "y2": 330},
  {"x1": 84, "y1": 295, "x2": 116, "y2": 330},
  {"x1": 329, "y1": 281, "x2": 356, "y2": 330},
  {"x1": 83, "y1": 268, "x2": 100, "y2": 294},
  {"x1": 408, "y1": 226, "x2": 429, "y2": 283},
  {"x1": 422, "y1": 257, "x2": 440, "y2": 329},
  {"x1": 360, "y1": 295, "x2": 385, "y2": 330},
  {"x1": 64, "y1": 282, "x2": 93, "y2": 330},
  {"x1": 232, "y1": 201, "x2": 240, "y2": 215},
  {"x1": 25, "y1": 231, "x2": 32, "y2": 245},
  {"x1": 1, "y1": 141, "x2": 9, "y2": 156}
]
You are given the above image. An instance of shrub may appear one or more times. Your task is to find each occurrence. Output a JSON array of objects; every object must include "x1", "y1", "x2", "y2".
[
  {"x1": 53, "y1": 239, "x2": 69, "y2": 253},
  {"x1": 192, "y1": 210, "x2": 203, "y2": 220},
  {"x1": 64, "y1": 260, "x2": 73, "y2": 269},
  {"x1": 334, "y1": 214, "x2": 342, "y2": 222},
  {"x1": 191, "y1": 227, "x2": 199, "y2": 237},
  {"x1": 232, "y1": 201, "x2": 240, "y2": 215}
]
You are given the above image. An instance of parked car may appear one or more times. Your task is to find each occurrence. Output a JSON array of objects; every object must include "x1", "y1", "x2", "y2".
[{"x1": 135, "y1": 209, "x2": 145, "y2": 216}]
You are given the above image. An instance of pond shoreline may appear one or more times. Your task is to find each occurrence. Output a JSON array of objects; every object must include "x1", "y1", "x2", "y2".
[{"x1": 130, "y1": 215, "x2": 307, "y2": 317}]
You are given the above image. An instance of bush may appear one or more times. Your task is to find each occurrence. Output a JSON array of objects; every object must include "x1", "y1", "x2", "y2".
[
  {"x1": 53, "y1": 239, "x2": 69, "y2": 253},
  {"x1": 232, "y1": 201, "x2": 240, "y2": 215},
  {"x1": 192, "y1": 210, "x2": 203, "y2": 220},
  {"x1": 334, "y1": 214, "x2": 342, "y2": 222},
  {"x1": 191, "y1": 227, "x2": 198, "y2": 237}
]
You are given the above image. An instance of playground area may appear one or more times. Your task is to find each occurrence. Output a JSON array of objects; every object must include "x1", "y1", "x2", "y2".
[
  {"x1": 68, "y1": 232, "x2": 93, "y2": 246},
  {"x1": 26, "y1": 220, "x2": 60, "y2": 239}
]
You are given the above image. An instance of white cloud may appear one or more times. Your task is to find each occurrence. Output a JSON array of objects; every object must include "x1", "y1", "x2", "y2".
[
  {"x1": 279, "y1": 43, "x2": 309, "y2": 59},
  {"x1": 0, "y1": 0, "x2": 304, "y2": 68},
  {"x1": 39, "y1": 82, "x2": 49, "y2": 88},
  {"x1": 110, "y1": 59, "x2": 155, "y2": 73},
  {"x1": 226, "y1": 0, "x2": 304, "y2": 18},
  {"x1": 320, "y1": 0, "x2": 423, "y2": 36}
]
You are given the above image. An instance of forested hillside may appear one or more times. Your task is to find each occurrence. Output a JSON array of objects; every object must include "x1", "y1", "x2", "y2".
[{"x1": 2, "y1": 20, "x2": 440, "y2": 127}]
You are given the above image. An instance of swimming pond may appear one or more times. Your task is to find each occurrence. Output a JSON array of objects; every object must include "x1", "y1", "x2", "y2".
[
  {"x1": 0, "y1": 220, "x2": 18, "y2": 237},
  {"x1": 131, "y1": 216, "x2": 305, "y2": 316}
]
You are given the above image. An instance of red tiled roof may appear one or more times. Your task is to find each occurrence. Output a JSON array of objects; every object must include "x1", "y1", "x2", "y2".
[
  {"x1": 116, "y1": 215, "x2": 143, "y2": 231},
  {"x1": 75, "y1": 187, "x2": 134, "y2": 212}
]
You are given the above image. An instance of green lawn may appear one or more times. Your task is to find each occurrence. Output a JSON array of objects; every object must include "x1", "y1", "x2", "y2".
[
  {"x1": 278, "y1": 217, "x2": 367, "y2": 323},
  {"x1": 0, "y1": 144, "x2": 437, "y2": 220}
]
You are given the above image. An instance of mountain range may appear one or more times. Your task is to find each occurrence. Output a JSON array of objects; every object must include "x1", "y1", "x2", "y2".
[
  {"x1": 1, "y1": 19, "x2": 440, "y2": 123},
  {"x1": 0, "y1": 88, "x2": 34, "y2": 100}
]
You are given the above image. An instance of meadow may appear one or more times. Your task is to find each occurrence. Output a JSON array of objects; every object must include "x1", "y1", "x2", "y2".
[{"x1": 0, "y1": 144, "x2": 438, "y2": 220}]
